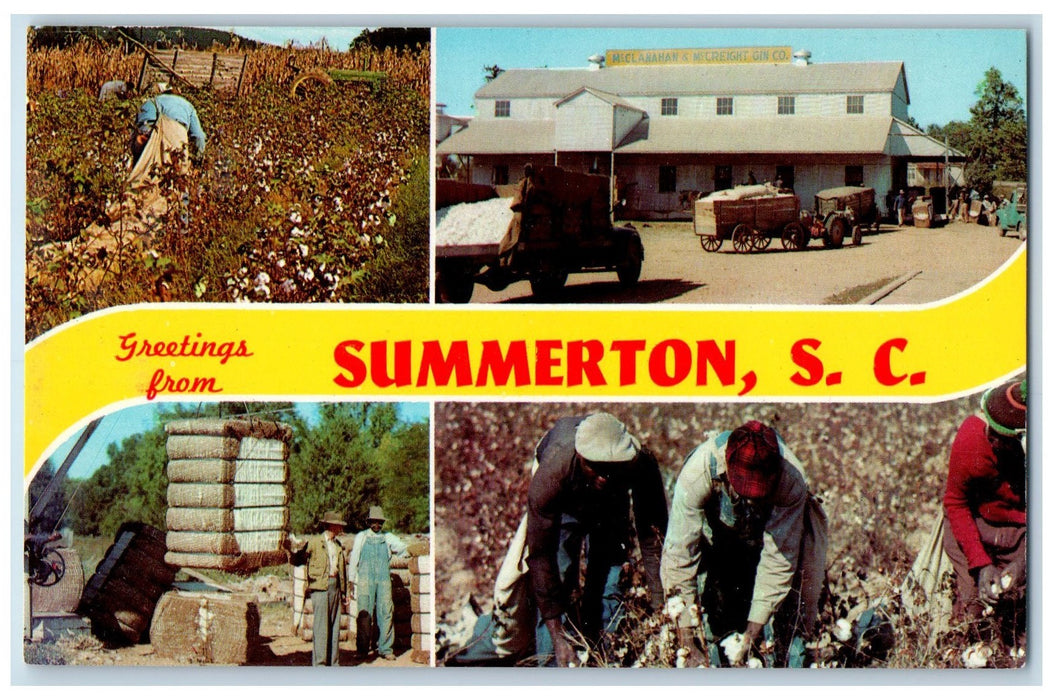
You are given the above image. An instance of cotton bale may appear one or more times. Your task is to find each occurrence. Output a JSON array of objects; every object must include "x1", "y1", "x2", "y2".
[
  {"x1": 150, "y1": 591, "x2": 261, "y2": 665},
  {"x1": 78, "y1": 523, "x2": 177, "y2": 645},
  {"x1": 163, "y1": 419, "x2": 293, "y2": 572},
  {"x1": 29, "y1": 547, "x2": 84, "y2": 614}
]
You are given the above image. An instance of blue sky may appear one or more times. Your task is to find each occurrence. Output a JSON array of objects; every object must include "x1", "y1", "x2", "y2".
[
  {"x1": 202, "y1": 26, "x2": 366, "y2": 50},
  {"x1": 436, "y1": 26, "x2": 1029, "y2": 128},
  {"x1": 45, "y1": 402, "x2": 429, "y2": 481}
]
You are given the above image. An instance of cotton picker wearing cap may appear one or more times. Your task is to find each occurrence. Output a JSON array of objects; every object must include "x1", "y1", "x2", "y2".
[
  {"x1": 661, "y1": 421, "x2": 828, "y2": 668},
  {"x1": 348, "y1": 505, "x2": 409, "y2": 661},
  {"x1": 445, "y1": 412, "x2": 668, "y2": 667},
  {"x1": 942, "y1": 380, "x2": 1027, "y2": 628}
]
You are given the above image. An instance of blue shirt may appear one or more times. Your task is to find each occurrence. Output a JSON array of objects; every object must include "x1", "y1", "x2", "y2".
[{"x1": 137, "y1": 94, "x2": 206, "y2": 154}]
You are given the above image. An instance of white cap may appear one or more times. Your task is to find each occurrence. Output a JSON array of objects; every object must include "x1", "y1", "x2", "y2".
[{"x1": 574, "y1": 413, "x2": 640, "y2": 463}]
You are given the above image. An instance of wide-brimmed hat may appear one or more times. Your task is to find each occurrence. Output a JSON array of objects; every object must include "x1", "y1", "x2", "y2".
[
  {"x1": 319, "y1": 510, "x2": 346, "y2": 527},
  {"x1": 725, "y1": 421, "x2": 782, "y2": 499},
  {"x1": 574, "y1": 413, "x2": 640, "y2": 464},
  {"x1": 368, "y1": 505, "x2": 386, "y2": 522},
  {"x1": 982, "y1": 380, "x2": 1027, "y2": 436}
]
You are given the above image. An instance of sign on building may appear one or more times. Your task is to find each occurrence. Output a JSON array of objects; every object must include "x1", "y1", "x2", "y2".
[{"x1": 606, "y1": 46, "x2": 793, "y2": 67}]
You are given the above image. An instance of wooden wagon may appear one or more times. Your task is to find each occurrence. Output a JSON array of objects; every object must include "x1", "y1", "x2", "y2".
[{"x1": 693, "y1": 186, "x2": 802, "y2": 252}]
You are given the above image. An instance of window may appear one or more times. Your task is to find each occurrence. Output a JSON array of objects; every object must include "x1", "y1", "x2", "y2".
[
  {"x1": 658, "y1": 166, "x2": 677, "y2": 193},
  {"x1": 492, "y1": 164, "x2": 509, "y2": 186},
  {"x1": 494, "y1": 100, "x2": 510, "y2": 118},
  {"x1": 714, "y1": 165, "x2": 733, "y2": 191},
  {"x1": 846, "y1": 95, "x2": 864, "y2": 114},
  {"x1": 775, "y1": 165, "x2": 795, "y2": 191},
  {"x1": 845, "y1": 166, "x2": 864, "y2": 187},
  {"x1": 777, "y1": 96, "x2": 795, "y2": 115},
  {"x1": 661, "y1": 98, "x2": 678, "y2": 116},
  {"x1": 716, "y1": 97, "x2": 733, "y2": 116}
]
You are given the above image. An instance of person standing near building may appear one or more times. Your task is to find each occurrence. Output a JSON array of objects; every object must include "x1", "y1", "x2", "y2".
[
  {"x1": 289, "y1": 511, "x2": 349, "y2": 666},
  {"x1": 661, "y1": 420, "x2": 828, "y2": 668},
  {"x1": 894, "y1": 189, "x2": 908, "y2": 226},
  {"x1": 942, "y1": 381, "x2": 1026, "y2": 639},
  {"x1": 349, "y1": 505, "x2": 409, "y2": 661}
]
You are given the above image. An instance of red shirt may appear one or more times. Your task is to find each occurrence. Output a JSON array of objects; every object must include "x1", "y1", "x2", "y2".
[{"x1": 944, "y1": 415, "x2": 1026, "y2": 570}]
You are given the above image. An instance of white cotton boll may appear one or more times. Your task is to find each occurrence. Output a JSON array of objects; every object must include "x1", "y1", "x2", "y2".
[
  {"x1": 665, "y1": 595, "x2": 686, "y2": 620},
  {"x1": 962, "y1": 643, "x2": 993, "y2": 668},
  {"x1": 720, "y1": 632, "x2": 746, "y2": 664},
  {"x1": 1001, "y1": 572, "x2": 1013, "y2": 590},
  {"x1": 747, "y1": 657, "x2": 763, "y2": 669},
  {"x1": 435, "y1": 198, "x2": 515, "y2": 247},
  {"x1": 577, "y1": 649, "x2": 589, "y2": 666},
  {"x1": 834, "y1": 618, "x2": 853, "y2": 642}
]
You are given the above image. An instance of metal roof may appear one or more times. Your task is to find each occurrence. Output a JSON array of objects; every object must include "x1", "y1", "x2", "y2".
[
  {"x1": 476, "y1": 62, "x2": 907, "y2": 100},
  {"x1": 554, "y1": 87, "x2": 646, "y2": 112},
  {"x1": 437, "y1": 114, "x2": 963, "y2": 159},
  {"x1": 436, "y1": 119, "x2": 554, "y2": 155},
  {"x1": 615, "y1": 116, "x2": 894, "y2": 154},
  {"x1": 886, "y1": 118, "x2": 966, "y2": 158}
]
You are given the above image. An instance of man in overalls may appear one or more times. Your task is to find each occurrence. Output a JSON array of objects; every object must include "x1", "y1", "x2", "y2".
[
  {"x1": 661, "y1": 421, "x2": 828, "y2": 668},
  {"x1": 349, "y1": 505, "x2": 409, "y2": 660}
]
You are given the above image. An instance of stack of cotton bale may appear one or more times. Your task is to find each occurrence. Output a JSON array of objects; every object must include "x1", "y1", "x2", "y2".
[
  {"x1": 164, "y1": 418, "x2": 292, "y2": 571},
  {"x1": 408, "y1": 538, "x2": 432, "y2": 665}
]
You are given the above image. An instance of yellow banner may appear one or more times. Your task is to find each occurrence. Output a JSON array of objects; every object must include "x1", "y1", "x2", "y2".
[
  {"x1": 24, "y1": 250, "x2": 1026, "y2": 475},
  {"x1": 606, "y1": 46, "x2": 793, "y2": 67}
]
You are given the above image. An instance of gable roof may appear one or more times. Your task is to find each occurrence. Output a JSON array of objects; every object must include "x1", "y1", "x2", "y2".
[{"x1": 477, "y1": 62, "x2": 907, "y2": 100}]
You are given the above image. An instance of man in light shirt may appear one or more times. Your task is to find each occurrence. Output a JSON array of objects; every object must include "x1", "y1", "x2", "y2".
[
  {"x1": 349, "y1": 505, "x2": 408, "y2": 661},
  {"x1": 291, "y1": 510, "x2": 349, "y2": 666},
  {"x1": 661, "y1": 420, "x2": 827, "y2": 668}
]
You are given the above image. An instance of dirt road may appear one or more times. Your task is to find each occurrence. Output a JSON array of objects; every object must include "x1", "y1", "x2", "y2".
[{"x1": 466, "y1": 220, "x2": 1025, "y2": 306}]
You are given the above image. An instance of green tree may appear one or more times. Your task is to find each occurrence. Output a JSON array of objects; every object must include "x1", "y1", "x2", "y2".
[
  {"x1": 966, "y1": 67, "x2": 1027, "y2": 189},
  {"x1": 376, "y1": 422, "x2": 430, "y2": 533},
  {"x1": 287, "y1": 403, "x2": 429, "y2": 534}
]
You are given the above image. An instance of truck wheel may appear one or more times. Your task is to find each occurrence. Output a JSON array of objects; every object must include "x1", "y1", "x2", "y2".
[
  {"x1": 852, "y1": 224, "x2": 863, "y2": 246},
  {"x1": 530, "y1": 269, "x2": 568, "y2": 300},
  {"x1": 617, "y1": 240, "x2": 643, "y2": 286},
  {"x1": 436, "y1": 268, "x2": 475, "y2": 304},
  {"x1": 825, "y1": 217, "x2": 845, "y2": 249},
  {"x1": 700, "y1": 236, "x2": 722, "y2": 252},
  {"x1": 732, "y1": 224, "x2": 753, "y2": 253}
]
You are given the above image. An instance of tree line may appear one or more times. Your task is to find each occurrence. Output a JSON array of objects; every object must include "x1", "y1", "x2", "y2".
[
  {"x1": 29, "y1": 402, "x2": 429, "y2": 539},
  {"x1": 925, "y1": 67, "x2": 1027, "y2": 191}
]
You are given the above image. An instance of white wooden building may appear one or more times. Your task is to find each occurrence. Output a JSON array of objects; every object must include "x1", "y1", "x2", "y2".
[{"x1": 437, "y1": 50, "x2": 964, "y2": 219}]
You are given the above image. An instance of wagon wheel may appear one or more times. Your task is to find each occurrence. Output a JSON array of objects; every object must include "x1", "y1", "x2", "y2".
[
  {"x1": 752, "y1": 230, "x2": 772, "y2": 250},
  {"x1": 852, "y1": 224, "x2": 863, "y2": 246},
  {"x1": 732, "y1": 224, "x2": 754, "y2": 252},
  {"x1": 825, "y1": 216, "x2": 846, "y2": 249},
  {"x1": 290, "y1": 69, "x2": 335, "y2": 98},
  {"x1": 700, "y1": 235, "x2": 722, "y2": 252},
  {"x1": 781, "y1": 222, "x2": 805, "y2": 250}
]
